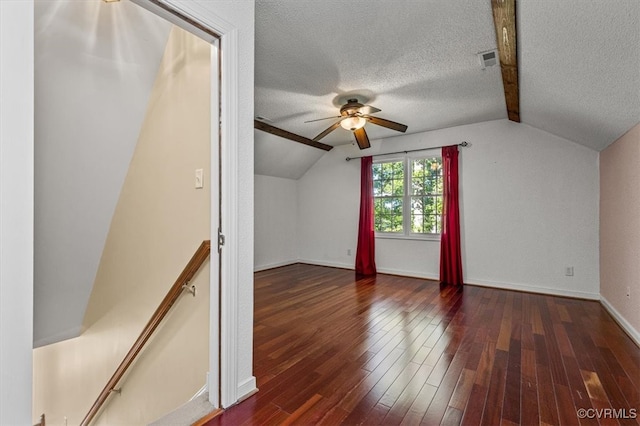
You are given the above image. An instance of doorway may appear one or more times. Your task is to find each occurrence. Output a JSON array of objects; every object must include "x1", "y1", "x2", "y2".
[
  {"x1": 131, "y1": 0, "x2": 244, "y2": 410},
  {"x1": 32, "y1": 1, "x2": 221, "y2": 423}
]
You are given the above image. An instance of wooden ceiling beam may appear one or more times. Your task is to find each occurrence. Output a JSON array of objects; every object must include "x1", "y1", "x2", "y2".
[
  {"x1": 254, "y1": 120, "x2": 333, "y2": 151},
  {"x1": 491, "y1": 0, "x2": 520, "y2": 122}
]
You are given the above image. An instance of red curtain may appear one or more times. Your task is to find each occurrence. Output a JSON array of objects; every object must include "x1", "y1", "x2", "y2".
[
  {"x1": 440, "y1": 145, "x2": 463, "y2": 286},
  {"x1": 355, "y1": 156, "x2": 377, "y2": 275}
]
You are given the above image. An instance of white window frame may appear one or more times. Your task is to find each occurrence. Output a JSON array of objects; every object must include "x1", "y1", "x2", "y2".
[{"x1": 373, "y1": 153, "x2": 442, "y2": 241}]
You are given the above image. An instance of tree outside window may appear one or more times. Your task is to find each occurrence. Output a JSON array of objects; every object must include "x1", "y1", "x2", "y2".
[{"x1": 373, "y1": 156, "x2": 442, "y2": 237}]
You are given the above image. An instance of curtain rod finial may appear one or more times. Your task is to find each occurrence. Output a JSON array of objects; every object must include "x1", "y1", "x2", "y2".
[{"x1": 460, "y1": 141, "x2": 468, "y2": 147}]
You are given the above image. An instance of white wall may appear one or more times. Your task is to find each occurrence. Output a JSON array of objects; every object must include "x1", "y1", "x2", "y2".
[
  {"x1": 34, "y1": 0, "x2": 171, "y2": 346},
  {"x1": 296, "y1": 145, "x2": 360, "y2": 268},
  {"x1": 297, "y1": 119, "x2": 600, "y2": 299},
  {"x1": 0, "y1": 1, "x2": 34, "y2": 424},
  {"x1": 255, "y1": 175, "x2": 298, "y2": 270}
]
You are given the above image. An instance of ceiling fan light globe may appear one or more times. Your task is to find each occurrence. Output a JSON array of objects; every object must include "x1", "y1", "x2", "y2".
[{"x1": 340, "y1": 116, "x2": 366, "y2": 131}]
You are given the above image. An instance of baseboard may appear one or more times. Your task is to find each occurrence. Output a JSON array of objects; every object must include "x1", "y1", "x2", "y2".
[
  {"x1": 150, "y1": 392, "x2": 215, "y2": 426},
  {"x1": 291, "y1": 260, "x2": 602, "y2": 301},
  {"x1": 376, "y1": 267, "x2": 439, "y2": 281},
  {"x1": 297, "y1": 258, "x2": 354, "y2": 270},
  {"x1": 237, "y1": 376, "x2": 257, "y2": 403},
  {"x1": 600, "y1": 296, "x2": 640, "y2": 347},
  {"x1": 254, "y1": 259, "x2": 297, "y2": 272},
  {"x1": 190, "y1": 384, "x2": 207, "y2": 401},
  {"x1": 466, "y1": 278, "x2": 600, "y2": 300}
]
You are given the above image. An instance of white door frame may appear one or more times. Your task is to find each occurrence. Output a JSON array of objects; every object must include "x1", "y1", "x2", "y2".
[{"x1": 130, "y1": 0, "x2": 241, "y2": 409}]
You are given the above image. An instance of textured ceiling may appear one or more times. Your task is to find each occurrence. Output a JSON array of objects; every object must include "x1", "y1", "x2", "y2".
[
  {"x1": 255, "y1": 0, "x2": 507, "y2": 147},
  {"x1": 254, "y1": 0, "x2": 640, "y2": 168},
  {"x1": 519, "y1": 0, "x2": 639, "y2": 151}
]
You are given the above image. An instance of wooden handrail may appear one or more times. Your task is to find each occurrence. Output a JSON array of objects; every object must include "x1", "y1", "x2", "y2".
[{"x1": 80, "y1": 240, "x2": 211, "y2": 426}]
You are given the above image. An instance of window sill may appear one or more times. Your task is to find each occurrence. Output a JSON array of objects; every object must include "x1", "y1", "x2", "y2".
[{"x1": 375, "y1": 233, "x2": 441, "y2": 242}]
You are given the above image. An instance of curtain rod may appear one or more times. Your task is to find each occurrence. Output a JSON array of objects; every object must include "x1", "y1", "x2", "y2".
[{"x1": 345, "y1": 141, "x2": 468, "y2": 161}]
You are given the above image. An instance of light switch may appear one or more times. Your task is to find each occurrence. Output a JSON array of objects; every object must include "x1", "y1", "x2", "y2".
[{"x1": 195, "y1": 169, "x2": 204, "y2": 189}]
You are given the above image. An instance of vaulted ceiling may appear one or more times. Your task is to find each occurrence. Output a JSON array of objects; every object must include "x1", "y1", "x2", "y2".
[
  {"x1": 32, "y1": 0, "x2": 639, "y2": 345},
  {"x1": 254, "y1": 0, "x2": 639, "y2": 178}
]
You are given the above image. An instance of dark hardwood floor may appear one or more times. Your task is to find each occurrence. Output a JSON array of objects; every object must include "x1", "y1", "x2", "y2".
[{"x1": 206, "y1": 264, "x2": 640, "y2": 425}]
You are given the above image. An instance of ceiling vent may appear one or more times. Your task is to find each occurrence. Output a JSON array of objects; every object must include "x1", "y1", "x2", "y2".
[{"x1": 478, "y1": 50, "x2": 498, "y2": 69}]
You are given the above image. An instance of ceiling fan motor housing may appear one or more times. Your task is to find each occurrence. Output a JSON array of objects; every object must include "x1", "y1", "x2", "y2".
[
  {"x1": 340, "y1": 99, "x2": 364, "y2": 117},
  {"x1": 310, "y1": 97, "x2": 406, "y2": 149}
]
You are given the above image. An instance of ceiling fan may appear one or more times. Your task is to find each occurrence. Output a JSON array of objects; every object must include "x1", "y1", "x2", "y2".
[{"x1": 305, "y1": 98, "x2": 408, "y2": 149}]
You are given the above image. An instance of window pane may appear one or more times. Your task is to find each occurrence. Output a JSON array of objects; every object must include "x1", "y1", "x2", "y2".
[
  {"x1": 411, "y1": 159, "x2": 424, "y2": 195},
  {"x1": 392, "y1": 177, "x2": 404, "y2": 196},
  {"x1": 417, "y1": 213, "x2": 442, "y2": 234},
  {"x1": 372, "y1": 163, "x2": 381, "y2": 179},
  {"x1": 411, "y1": 213, "x2": 423, "y2": 233},
  {"x1": 374, "y1": 161, "x2": 403, "y2": 197},
  {"x1": 374, "y1": 196, "x2": 403, "y2": 233},
  {"x1": 391, "y1": 214, "x2": 403, "y2": 232},
  {"x1": 408, "y1": 156, "x2": 443, "y2": 234},
  {"x1": 373, "y1": 161, "x2": 404, "y2": 231},
  {"x1": 373, "y1": 179, "x2": 382, "y2": 196},
  {"x1": 392, "y1": 161, "x2": 403, "y2": 178},
  {"x1": 374, "y1": 158, "x2": 442, "y2": 235}
]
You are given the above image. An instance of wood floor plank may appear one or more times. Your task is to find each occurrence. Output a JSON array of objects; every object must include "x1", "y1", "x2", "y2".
[
  {"x1": 383, "y1": 363, "x2": 435, "y2": 425},
  {"x1": 448, "y1": 368, "x2": 476, "y2": 411},
  {"x1": 521, "y1": 348, "x2": 540, "y2": 426},
  {"x1": 421, "y1": 349, "x2": 469, "y2": 425},
  {"x1": 441, "y1": 406, "x2": 463, "y2": 426},
  {"x1": 501, "y1": 335, "x2": 522, "y2": 425},
  {"x1": 534, "y1": 334, "x2": 561, "y2": 426},
  {"x1": 201, "y1": 264, "x2": 640, "y2": 426},
  {"x1": 399, "y1": 382, "x2": 438, "y2": 426},
  {"x1": 480, "y1": 349, "x2": 509, "y2": 426},
  {"x1": 562, "y1": 355, "x2": 599, "y2": 426},
  {"x1": 459, "y1": 384, "x2": 487, "y2": 426}
]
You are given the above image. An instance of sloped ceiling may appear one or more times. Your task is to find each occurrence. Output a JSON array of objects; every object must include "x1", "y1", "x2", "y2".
[
  {"x1": 254, "y1": 0, "x2": 640, "y2": 178},
  {"x1": 519, "y1": 1, "x2": 640, "y2": 150},
  {"x1": 254, "y1": 131, "x2": 325, "y2": 179},
  {"x1": 33, "y1": 0, "x2": 639, "y2": 343},
  {"x1": 34, "y1": 0, "x2": 171, "y2": 346}
]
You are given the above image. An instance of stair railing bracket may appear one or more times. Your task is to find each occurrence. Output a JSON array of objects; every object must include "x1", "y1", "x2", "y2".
[{"x1": 182, "y1": 283, "x2": 196, "y2": 297}]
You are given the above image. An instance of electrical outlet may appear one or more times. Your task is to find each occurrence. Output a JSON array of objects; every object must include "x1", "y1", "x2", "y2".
[
  {"x1": 347, "y1": 249, "x2": 352, "y2": 256},
  {"x1": 565, "y1": 266, "x2": 574, "y2": 276},
  {"x1": 627, "y1": 286, "x2": 631, "y2": 299}
]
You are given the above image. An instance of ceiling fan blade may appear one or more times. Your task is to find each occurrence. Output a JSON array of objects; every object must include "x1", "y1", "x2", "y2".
[
  {"x1": 354, "y1": 127, "x2": 370, "y2": 149},
  {"x1": 313, "y1": 120, "x2": 342, "y2": 141},
  {"x1": 364, "y1": 115, "x2": 408, "y2": 133},
  {"x1": 357, "y1": 105, "x2": 381, "y2": 115},
  {"x1": 304, "y1": 115, "x2": 342, "y2": 123}
]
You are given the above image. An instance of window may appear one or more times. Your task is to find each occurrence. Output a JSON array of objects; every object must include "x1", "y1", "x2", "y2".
[{"x1": 373, "y1": 155, "x2": 443, "y2": 238}]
